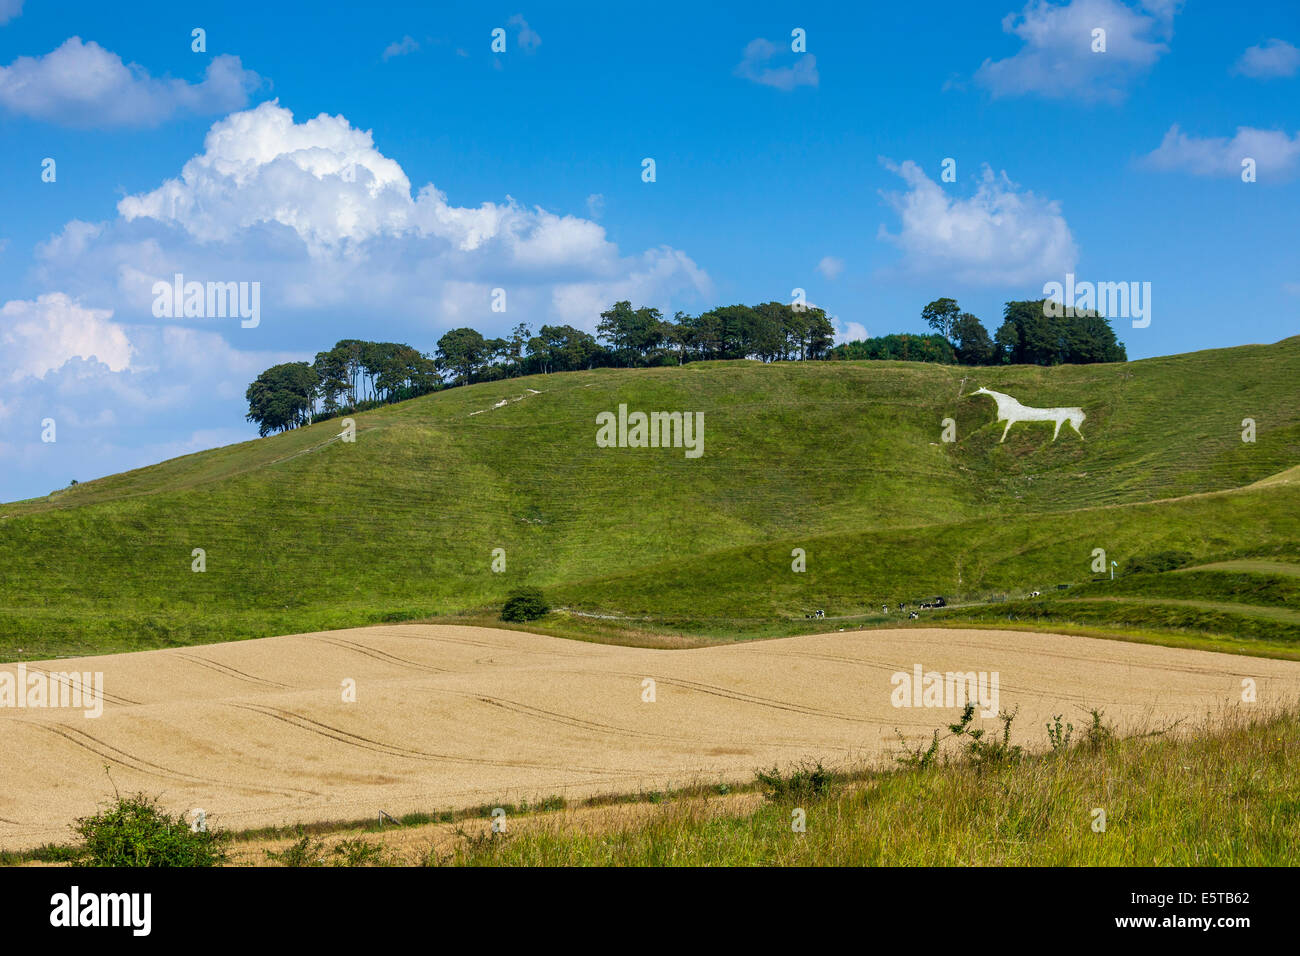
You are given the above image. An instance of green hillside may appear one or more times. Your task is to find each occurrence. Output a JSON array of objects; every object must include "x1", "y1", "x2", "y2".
[{"x1": 2, "y1": 337, "x2": 1298, "y2": 660}]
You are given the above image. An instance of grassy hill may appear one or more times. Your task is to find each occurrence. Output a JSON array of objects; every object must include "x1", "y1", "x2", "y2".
[{"x1": 2, "y1": 336, "x2": 1298, "y2": 660}]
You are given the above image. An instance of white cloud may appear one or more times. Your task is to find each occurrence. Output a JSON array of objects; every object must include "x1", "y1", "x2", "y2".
[
  {"x1": 835, "y1": 320, "x2": 868, "y2": 344},
  {"x1": 1142, "y1": 124, "x2": 1300, "y2": 178},
  {"x1": 1233, "y1": 39, "x2": 1300, "y2": 79},
  {"x1": 734, "y1": 38, "x2": 818, "y2": 90},
  {"x1": 585, "y1": 193, "x2": 606, "y2": 220},
  {"x1": 0, "y1": 0, "x2": 23, "y2": 26},
  {"x1": 974, "y1": 0, "x2": 1179, "y2": 103},
  {"x1": 35, "y1": 101, "x2": 711, "y2": 334},
  {"x1": 817, "y1": 256, "x2": 845, "y2": 280},
  {"x1": 382, "y1": 36, "x2": 419, "y2": 61},
  {"x1": 877, "y1": 159, "x2": 1078, "y2": 285},
  {"x1": 0, "y1": 318, "x2": 307, "y2": 501},
  {"x1": 0, "y1": 37, "x2": 260, "y2": 127},
  {"x1": 507, "y1": 14, "x2": 542, "y2": 52},
  {"x1": 0, "y1": 293, "x2": 132, "y2": 382}
]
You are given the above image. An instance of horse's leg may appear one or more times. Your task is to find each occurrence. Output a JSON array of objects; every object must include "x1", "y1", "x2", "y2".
[
  {"x1": 1000, "y1": 419, "x2": 1012, "y2": 442},
  {"x1": 1052, "y1": 417, "x2": 1063, "y2": 441}
]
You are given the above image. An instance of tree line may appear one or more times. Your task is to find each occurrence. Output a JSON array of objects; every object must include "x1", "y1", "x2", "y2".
[
  {"x1": 830, "y1": 298, "x2": 1126, "y2": 366},
  {"x1": 244, "y1": 296, "x2": 1125, "y2": 436}
]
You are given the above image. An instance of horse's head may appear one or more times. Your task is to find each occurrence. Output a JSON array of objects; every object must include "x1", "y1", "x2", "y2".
[{"x1": 969, "y1": 386, "x2": 993, "y2": 398}]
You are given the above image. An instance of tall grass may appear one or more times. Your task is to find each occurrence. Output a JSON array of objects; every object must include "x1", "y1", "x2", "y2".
[{"x1": 434, "y1": 706, "x2": 1300, "y2": 866}]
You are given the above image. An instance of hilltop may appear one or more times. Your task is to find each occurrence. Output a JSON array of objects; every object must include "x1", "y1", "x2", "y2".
[{"x1": 2, "y1": 336, "x2": 1298, "y2": 659}]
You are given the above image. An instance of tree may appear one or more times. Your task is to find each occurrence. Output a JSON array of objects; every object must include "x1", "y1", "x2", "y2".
[
  {"x1": 597, "y1": 301, "x2": 665, "y2": 365},
  {"x1": 332, "y1": 339, "x2": 366, "y2": 405},
  {"x1": 1061, "y1": 313, "x2": 1127, "y2": 364},
  {"x1": 745, "y1": 302, "x2": 787, "y2": 361},
  {"x1": 534, "y1": 324, "x2": 602, "y2": 372},
  {"x1": 245, "y1": 362, "x2": 319, "y2": 436},
  {"x1": 664, "y1": 312, "x2": 693, "y2": 364},
  {"x1": 951, "y1": 313, "x2": 996, "y2": 365},
  {"x1": 804, "y1": 307, "x2": 835, "y2": 359},
  {"x1": 312, "y1": 346, "x2": 350, "y2": 413},
  {"x1": 994, "y1": 299, "x2": 1125, "y2": 366},
  {"x1": 436, "y1": 327, "x2": 488, "y2": 385},
  {"x1": 596, "y1": 300, "x2": 637, "y2": 359},
  {"x1": 922, "y1": 297, "x2": 961, "y2": 341},
  {"x1": 828, "y1": 333, "x2": 955, "y2": 363},
  {"x1": 505, "y1": 323, "x2": 532, "y2": 374},
  {"x1": 501, "y1": 588, "x2": 549, "y2": 622}
]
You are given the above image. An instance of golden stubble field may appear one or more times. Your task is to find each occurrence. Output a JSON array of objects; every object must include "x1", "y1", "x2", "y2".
[{"x1": 3, "y1": 624, "x2": 1298, "y2": 851}]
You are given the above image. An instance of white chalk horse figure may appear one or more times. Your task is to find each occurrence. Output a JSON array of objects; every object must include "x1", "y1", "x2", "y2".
[{"x1": 971, "y1": 387, "x2": 1085, "y2": 442}]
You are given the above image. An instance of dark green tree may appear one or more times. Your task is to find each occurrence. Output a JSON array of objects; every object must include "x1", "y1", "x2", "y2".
[
  {"x1": 245, "y1": 362, "x2": 319, "y2": 436},
  {"x1": 921, "y1": 297, "x2": 961, "y2": 341},
  {"x1": 952, "y1": 313, "x2": 996, "y2": 365},
  {"x1": 436, "y1": 327, "x2": 488, "y2": 385}
]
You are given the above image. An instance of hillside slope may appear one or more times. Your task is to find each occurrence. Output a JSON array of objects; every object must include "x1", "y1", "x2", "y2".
[{"x1": 2, "y1": 337, "x2": 1297, "y2": 658}]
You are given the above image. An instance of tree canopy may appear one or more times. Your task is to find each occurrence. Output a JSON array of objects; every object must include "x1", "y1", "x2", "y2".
[{"x1": 243, "y1": 295, "x2": 1126, "y2": 435}]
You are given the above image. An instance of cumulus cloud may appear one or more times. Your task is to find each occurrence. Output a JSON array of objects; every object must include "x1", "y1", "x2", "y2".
[
  {"x1": 0, "y1": 0, "x2": 23, "y2": 26},
  {"x1": 817, "y1": 256, "x2": 845, "y2": 280},
  {"x1": 0, "y1": 37, "x2": 260, "y2": 127},
  {"x1": 974, "y1": 0, "x2": 1179, "y2": 103},
  {"x1": 0, "y1": 317, "x2": 306, "y2": 500},
  {"x1": 835, "y1": 320, "x2": 868, "y2": 344},
  {"x1": 734, "y1": 38, "x2": 818, "y2": 90},
  {"x1": 1141, "y1": 124, "x2": 1300, "y2": 178},
  {"x1": 0, "y1": 93, "x2": 711, "y2": 498},
  {"x1": 1233, "y1": 39, "x2": 1300, "y2": 79},
  {"x1": 877, "y1": 159, "x2": 1078, "y2": 285},
  {"x1": 0, "y1": 293, "x2": 132, "y2": 382},
  {"x1": 34, "y1": 100, "x2": 710, "y2": 333}
]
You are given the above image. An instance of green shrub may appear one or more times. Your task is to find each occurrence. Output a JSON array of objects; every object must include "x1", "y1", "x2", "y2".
[
  {"x1": 332, "y1": 838, "x2": 387, "y2": 866},
  {"x1": 74, "y1": 794, "x2": 227, "y2": 867},
  {"x1": 501, "y1": 588, "x2": 549, "y2": 622},
  {"x1": 755, "y1": 761, "x2": 835, "y2": 800},
  {"x1": 265, "y1": 832, "x2": 326, "y2": 866}
]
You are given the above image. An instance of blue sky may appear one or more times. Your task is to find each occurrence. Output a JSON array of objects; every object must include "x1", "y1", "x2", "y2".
[{"x1": 0, "y1": 0, "x2": 1297, "y2": 501}]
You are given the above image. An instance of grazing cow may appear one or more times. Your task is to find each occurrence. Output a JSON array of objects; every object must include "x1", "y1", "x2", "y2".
[
  {"x1": 882, "y1": 604, "x2": 889, "y2": 614},
  {"x1": 908, "y1": 611, "x2": 919, "y2": 620},
  {"x1": 1029, "y1": 590, "x2": 1041, "y2": 597},
  {"x1": 970, "y1": 387, "x2": 1085, "y2": 442}
]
